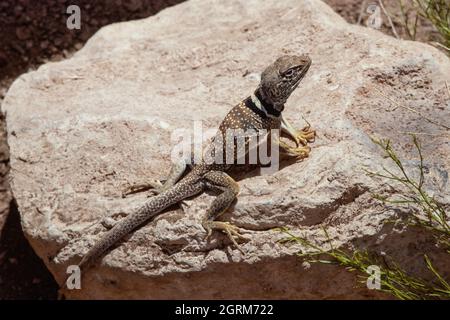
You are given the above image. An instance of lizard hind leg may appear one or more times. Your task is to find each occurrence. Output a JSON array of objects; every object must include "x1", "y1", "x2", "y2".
[
  {"x1": 121, "y1": 179, "x2": 164, "y2": 198},
  {"x1": 201, "y1": 171, "x2": 249, "y2": 254}
]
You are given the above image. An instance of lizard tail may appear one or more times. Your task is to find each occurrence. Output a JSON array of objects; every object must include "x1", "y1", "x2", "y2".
[{"x1": 78, "y1": 179, "x2": 203, "y2": 270}]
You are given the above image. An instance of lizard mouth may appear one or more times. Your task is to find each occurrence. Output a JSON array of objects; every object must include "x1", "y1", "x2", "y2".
[{"x1": 291, "y1": 61, "x2": 311, "y2": 90}]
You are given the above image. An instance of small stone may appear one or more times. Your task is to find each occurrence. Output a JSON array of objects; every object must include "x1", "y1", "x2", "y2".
[
  {"x1": 40, "y1": 40, "x2": 49, "y2": 49},
  {"x1": 16, "y1": 26, "x2": 31, "y2": 40}
]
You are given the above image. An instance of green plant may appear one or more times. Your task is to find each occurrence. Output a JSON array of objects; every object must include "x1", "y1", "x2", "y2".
[
  {"x1": 366, "y1": 136, "x2": 450, "y2": 251},
  {"x1": 416, "y1": 0, "x2": 450, "y2": 49},
  {"x1": 397, "y1": 0, "x2": 450, "y2": 52},
  {"x1": 398, "y1": 0, "x2": 420, "y2": 40},
  {"x1": 279, "y1": 135, "x2": 450, "y2": 299},
  {"x1": 280, "y1": 228, "x2": 450, "y2": 299}
]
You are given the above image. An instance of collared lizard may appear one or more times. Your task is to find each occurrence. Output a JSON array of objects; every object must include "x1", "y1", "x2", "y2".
[{"x1": 78, "y1": 55, "x2": 315, "y2": 269}]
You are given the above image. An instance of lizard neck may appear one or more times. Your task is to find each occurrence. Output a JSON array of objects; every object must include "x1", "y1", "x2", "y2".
[{"x1": 251, "y1": 87, "x2": 283, "y2": 118}]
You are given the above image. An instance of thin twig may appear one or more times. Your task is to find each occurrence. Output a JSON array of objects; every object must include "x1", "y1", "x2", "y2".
[
  {"x1": 412, "y1": 135, "x2": 424, "y2": 189},
  {"x1": 399, "y1": 0, "x2": 413, "y2": 39},
  {"x1": 411, "y1": 11, "x2": 419, "y2": 40},
  {"x1": 379, "y1": 0, "x2": 400, "y2": 39},
  {"x1": 398, "y1": 131, "x2": 450, "y2": 137},
  {"x1": 446, "y1": 81, "x2": 450, "y2": 99},
  {"x1": 357, "y1": 0, "x2": 368, "y2": 25},
  {"x1": 432, "y1": 41, "x2": 450, "y2": 51}
]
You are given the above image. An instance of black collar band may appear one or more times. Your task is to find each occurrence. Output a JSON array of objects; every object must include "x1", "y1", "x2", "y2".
[
  {"x1": 254, "y1": 90, "x2": 282, "y2": 118},
  {"x1": 244, "y1": 95, "x2": 267, "y2": 119}
]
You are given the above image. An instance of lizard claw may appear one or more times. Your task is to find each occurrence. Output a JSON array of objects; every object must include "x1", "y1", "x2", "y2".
[
  {"x1": 205, "y1": 227, "x2": 213, "y2": 240},
  {"x1": 281, "y1": 117, "x2": 316, "y2": 148},
  {"x1": 203, "y1": 221, "x2": 250, "y2": 254},
  {"x1": 297, "y1": 126, "x2": 316, "y2": 146},
  {"x1": 279, "y1": 119, "x2": 315, "y2": 159},
  {"x1": 279, "y1": 141, "x2": 311, "y2": 159}
]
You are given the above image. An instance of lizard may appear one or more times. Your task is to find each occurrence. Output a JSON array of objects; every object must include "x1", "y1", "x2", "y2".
[{"x1": 77, "y1": 54, "x2": 315, "y2": 270}]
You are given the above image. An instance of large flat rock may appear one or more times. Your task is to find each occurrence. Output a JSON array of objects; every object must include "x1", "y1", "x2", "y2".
[{"x1": 2, "y1": 0, "x2": 449, "y2": 298}]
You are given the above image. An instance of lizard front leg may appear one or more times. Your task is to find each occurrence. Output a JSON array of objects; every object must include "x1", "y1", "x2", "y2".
[
  {"x1": 201, "y1": 171, "x2": 249, "y2": 254},
  {"x1": 279, "y1": 116, "x2": 315, "y2": 158},
  {"x1": 122, "y1": 157, "x2": 188, "y2": 197}
]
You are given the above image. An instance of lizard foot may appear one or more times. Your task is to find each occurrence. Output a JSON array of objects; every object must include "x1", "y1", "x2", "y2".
[
  {"x1": 279, "y1": 121, "x2": 315, "y2": 159},
  {"x1": 295, "y1": 124, "x2": 316, "y2": 146},
  {"x1": 281, "y1": 117, "x2": 316, "y2": 147},
  {"x1": 122, "y1": 179, "x2": 164, "y2": 198},
  {"x1": 203, "y1": 221, "x2": 250, "y2": 254},
  {"x1": 279, "y1": 141, "x2": 311, "y2": 159}
]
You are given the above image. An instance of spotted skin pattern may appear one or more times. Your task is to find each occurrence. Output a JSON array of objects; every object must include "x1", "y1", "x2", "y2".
[{"x1": 78, "y1": 55, "x2": 314, "y2": 270}]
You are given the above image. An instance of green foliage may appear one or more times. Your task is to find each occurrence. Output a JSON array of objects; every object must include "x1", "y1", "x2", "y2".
[
  {"x1": 366, "y1": 136, "x2": 450, "y2": 252},
  {"x1": 279, "y1": 135, "x2": 450, "y2": 299},
  {"x1": 280, "y1": 228, "x2": 450, "y2": 299},
  {"x1": 398, "y1": 0, "x2": 450, "y2": 52},
  {"x1": 416, "y1": 0, "x2": 450, "y2": 49}
]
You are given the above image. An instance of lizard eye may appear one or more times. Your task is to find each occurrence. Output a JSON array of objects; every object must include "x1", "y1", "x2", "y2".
[{"x1": 284, "y1": 69, "x2": 295, "y2": 78}]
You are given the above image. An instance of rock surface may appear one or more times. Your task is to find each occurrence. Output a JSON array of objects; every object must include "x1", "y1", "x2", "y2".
[{"x1": 2, "y1": 0, "x2": 450, "y2": 299}]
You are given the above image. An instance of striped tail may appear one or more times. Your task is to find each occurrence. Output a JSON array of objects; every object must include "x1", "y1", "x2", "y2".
[{"x1": 78, "y1": 179, "x2": 203, "y2": 270}]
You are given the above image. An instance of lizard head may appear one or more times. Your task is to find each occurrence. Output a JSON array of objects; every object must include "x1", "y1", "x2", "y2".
[{"x1": 258, "y1": 54, "x2": 311, "y2": 112}]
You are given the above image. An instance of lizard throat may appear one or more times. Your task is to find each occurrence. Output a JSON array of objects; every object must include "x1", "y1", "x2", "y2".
[{"x1": 247, "y1": 90, "x2": 282, "y2": 119}]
